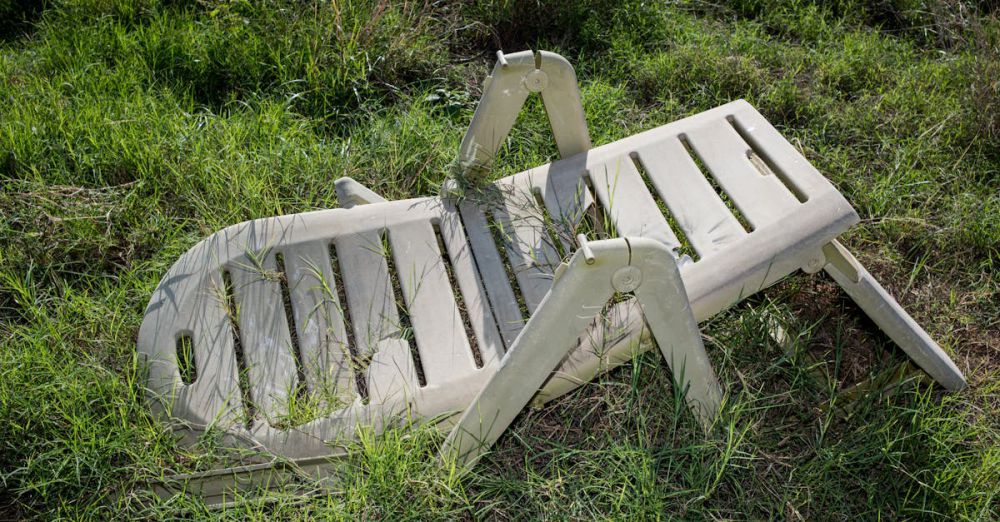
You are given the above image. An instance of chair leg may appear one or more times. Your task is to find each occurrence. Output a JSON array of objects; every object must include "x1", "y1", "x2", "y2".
[
  {"x1": 632, "y1": 243, "x2": 723, "y2": 428},
  {"x1": 822, "y1": 240, "x2": 966, "y2": 390},
  {"x1": 440, "y1": 236, "x2": 720, "y2": 469}
]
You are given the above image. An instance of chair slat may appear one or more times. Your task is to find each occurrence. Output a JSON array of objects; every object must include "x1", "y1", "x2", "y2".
[
  {"x1": 684, "y1": 120, "x2": 799, "y2": 229},
  {"x1": 633, "y1": 138, "x2": 747, "y2": 257},
  {"x1": 587, "y1": 156, "x2": 681, "y2": 249},
  {"x1": 282, "y1": 241, "x2": 356, "y2": 401},
  {"x1": 388, "y1": 220, "x2": 477, "y2": 382},
  {"x1": 539, "y1": 164, "x2": 592, "y2": 253},
  {"x1": 229, "y1": 254, "x2": 298, "y2": 421},
  {"x1": 438, "y1": 202, "x2": 506, "y2": 366},
  {"x1": 335, "y1": 232, "x2": 419, "y2": 400},
  {"x1": 176, "y1": 269, "x2": 244, "y2": 427},
  {"x1": 458, "y1": 202, "x2": 525, "y2": 347},
  {"x1": 494, "y1": 178, "x2": 562, "y2": 314},
  {"x1": 365, "y1": 338, "x2": 419, "y2": 404},
  {"x1": 727, "y1": 102, "x2": 829, "y2": 198}
]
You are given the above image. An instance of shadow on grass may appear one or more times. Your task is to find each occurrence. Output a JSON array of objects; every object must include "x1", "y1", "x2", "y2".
[{"x1": 0, "y1": 0, "x2": 47, "y2": 43}]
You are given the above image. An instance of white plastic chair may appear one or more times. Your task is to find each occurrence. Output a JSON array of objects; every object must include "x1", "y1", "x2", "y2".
[{"x1": 138, "y1": 50, "x2": 965, "y2": 504}]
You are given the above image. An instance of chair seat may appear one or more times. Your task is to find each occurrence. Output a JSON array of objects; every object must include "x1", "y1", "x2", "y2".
[{"x1": 138, "y1": 99, "x2": 858, "y2": 459}]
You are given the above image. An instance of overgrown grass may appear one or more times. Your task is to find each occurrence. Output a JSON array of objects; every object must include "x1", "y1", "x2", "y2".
[{"x1": 1, "y1": 0, "x2": 998, "y2": 519}]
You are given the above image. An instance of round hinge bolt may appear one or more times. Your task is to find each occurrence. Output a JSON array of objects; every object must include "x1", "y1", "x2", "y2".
[
  {"x1": 524, "y1": 70, "x2": 549, "y2": 92},
  {"x1": 612, "y1": 266, "x2": 642, "y2": 293}
]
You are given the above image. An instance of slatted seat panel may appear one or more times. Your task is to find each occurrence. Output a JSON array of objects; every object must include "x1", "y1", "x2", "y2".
[
  {"x1": 451, "y1": 101, "x2": 840, "y2": 387},
  {"x1": 491, "y1": 99, "x2": 824, "y2": 269},
  {"x1": 140, "y1": 199, "x2": 511, "y2": 436}
]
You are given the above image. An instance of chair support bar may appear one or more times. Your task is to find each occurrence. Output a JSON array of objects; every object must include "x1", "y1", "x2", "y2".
[
  {"x1": 455, "y1": 50, "x2": 591, "y2": 186},
  {"x1": 823, "y1": 240, "x2": 966, "y2": 390},
  {"x1": 441, "y1": 236, "x2": 722, "y2": 468}
]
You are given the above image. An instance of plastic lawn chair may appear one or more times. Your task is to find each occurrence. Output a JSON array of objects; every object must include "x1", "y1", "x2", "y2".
[{"x1": 138, "y1": 50, "x2": 965, "y2": 505}]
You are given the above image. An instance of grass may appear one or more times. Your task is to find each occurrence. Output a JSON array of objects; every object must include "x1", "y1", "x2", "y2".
[{"x1": 1, "y1": 0, "x2": 998, "y2": 519}]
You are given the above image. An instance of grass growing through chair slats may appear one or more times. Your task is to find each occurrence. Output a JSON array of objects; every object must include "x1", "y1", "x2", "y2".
[{"x1": 1, "y1": 0, "x2": 998, "y2": 519}]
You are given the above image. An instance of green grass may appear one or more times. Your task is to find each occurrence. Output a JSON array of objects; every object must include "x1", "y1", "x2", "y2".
[{"x1": 1, "y1": 0, "x2": 998, "y2": 519}]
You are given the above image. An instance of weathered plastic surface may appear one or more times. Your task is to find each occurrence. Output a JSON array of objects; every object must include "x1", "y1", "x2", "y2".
[{"x1": 138, "y1": 49, "x2": 965, "y2": 502}]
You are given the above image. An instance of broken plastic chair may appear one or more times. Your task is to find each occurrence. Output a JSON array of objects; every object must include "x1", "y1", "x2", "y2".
[{"x1": 138, "y1": 50, "x2": 966, "y2": 505}]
